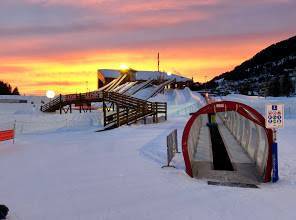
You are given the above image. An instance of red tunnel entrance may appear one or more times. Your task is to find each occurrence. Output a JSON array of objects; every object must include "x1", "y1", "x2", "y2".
[{"x1": 182, "y1": 101, "x2": 273, "y2": 183}]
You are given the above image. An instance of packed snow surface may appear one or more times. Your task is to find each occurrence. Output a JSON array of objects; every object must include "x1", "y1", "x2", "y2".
[{"x1": 0, "y1": 91, "x2": 296, "y2": 220}]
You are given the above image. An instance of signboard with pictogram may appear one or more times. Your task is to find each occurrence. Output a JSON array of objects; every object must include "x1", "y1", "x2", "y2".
[
  {"x1": 266, "y1": 104, "x2": 284, "y2": 129},
  {"x1": 265, "y1": 104, "x2": 284, "y2": 183}
]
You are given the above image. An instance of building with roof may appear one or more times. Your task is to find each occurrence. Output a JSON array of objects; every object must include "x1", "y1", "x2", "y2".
[{"x1": 97, "y1": 69, "x2": 193, "y2": 89}]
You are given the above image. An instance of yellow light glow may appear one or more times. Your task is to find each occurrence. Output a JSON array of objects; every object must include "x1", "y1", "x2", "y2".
[
  {"x1": 119, "y1": 63, "x2": 129, "y2": 70},
  {"x1": 46, "y1": 90, "x2": 55, "y2": 99}
]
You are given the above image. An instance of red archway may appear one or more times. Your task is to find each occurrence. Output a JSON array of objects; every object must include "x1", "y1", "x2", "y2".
[{"x1": 182, "y1": 101, "x2": 273, "y2": 182}]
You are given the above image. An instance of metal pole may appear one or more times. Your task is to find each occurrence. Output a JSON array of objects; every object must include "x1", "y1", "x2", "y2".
[
  {"x1": 272, "y1": 128, "x2": 279, "y2": 182},
  {"x1": 13, "y1": 120, "x2": 16, "y2": 144}
]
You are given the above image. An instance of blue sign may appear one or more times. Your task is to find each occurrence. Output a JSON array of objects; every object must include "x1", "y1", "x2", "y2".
[{"x1": 272, "y1": 105, "x2": 277, "y2": 110}]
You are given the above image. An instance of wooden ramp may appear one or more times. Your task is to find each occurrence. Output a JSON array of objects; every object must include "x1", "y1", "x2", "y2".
[{"x1": 144, "y1": 79, "x2": 176, "y2": 100}]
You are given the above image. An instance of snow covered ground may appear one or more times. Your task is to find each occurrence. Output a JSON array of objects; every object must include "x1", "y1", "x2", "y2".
[
  {"x1": 0, "y1": 95, "x2": 103, "y2": 134},
  {"x1": 0, "y1": 91, "x2": 296, "y2": 220},
  {"x1": 220, "y1": 94, "x2": 296, "y2": 118}
]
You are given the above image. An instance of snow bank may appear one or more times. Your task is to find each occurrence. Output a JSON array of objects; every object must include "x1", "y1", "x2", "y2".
[
  {"x1": 223, "y1": 94, "x2": 296, "y2": 118},
  {"x1": 0, "y1": 112, "x2": 103, "y2": 135},
  {"x1": 0, "y1": 95, "x2": 103, "y2": 134},
  {"x1": 0, "y1": 95, "x2": 49, "y2": 114}
]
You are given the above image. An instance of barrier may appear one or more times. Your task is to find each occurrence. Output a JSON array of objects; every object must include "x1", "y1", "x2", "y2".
[
  {"x1": 162, "y1": 129, "x2": 178, "y2": 168},
  {"x1": 0, "y1": 122, "x2": 15, "y2": 143},
  {"x1": 0, "y1": 130, "x2": 14, "y2": 142}
]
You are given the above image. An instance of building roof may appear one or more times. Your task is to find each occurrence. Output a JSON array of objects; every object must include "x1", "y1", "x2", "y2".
[
  {"x1": 98, "y1": 69, "x2": 121, "y2": 78},
  {"x1": 98, "y1": 69, "x2": 191, "y2": 82}
]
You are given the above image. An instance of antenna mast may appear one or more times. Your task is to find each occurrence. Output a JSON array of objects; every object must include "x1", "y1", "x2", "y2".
[{"x1": 157, "y1": 52, "x2": 160, "y2": 72}]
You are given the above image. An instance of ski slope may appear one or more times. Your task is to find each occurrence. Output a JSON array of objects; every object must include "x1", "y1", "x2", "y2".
[{"x1": 0, "y1": 92, "x2": 296, "y2": 220}]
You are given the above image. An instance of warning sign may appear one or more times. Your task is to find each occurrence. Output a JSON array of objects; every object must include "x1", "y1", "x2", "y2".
[{"x1": 266, "y1": 104, "x2": 284, "y2": 129}]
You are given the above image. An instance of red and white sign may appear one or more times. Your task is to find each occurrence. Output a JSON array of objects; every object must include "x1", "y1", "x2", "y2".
[{"x1": 266, "y1": 104, "x2": 284, "y2": 129}]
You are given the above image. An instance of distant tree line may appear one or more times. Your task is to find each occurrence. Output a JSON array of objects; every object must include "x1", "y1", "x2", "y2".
[{"x1": 0, "y1": 81, "x2": 20, "y2": 95}]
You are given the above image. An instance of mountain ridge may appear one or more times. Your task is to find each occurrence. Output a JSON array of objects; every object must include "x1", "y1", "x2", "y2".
[{"x1": 204, "y1": 35, "x2": 296, "y2": 96}]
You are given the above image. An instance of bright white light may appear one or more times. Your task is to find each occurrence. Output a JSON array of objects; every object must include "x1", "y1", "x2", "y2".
[
  {"x1": 167, "y1": 72, "x2": 172, "y2": 76},
  {"x1": 46, "y1": 90, "x2": 55, "y2": 99},
  {"x1": 119, "y1": 63, "x2": 129, "y2": 70}
]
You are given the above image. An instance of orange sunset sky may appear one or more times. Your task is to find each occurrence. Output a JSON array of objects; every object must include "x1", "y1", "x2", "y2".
[{"x1": 0, "y1": 0, "x2": 296, "y2": 95}]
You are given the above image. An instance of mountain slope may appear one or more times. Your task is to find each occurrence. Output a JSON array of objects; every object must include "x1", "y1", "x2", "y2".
[{"x1": 207, "y1": 35, "x2": 296, "y2": 96}]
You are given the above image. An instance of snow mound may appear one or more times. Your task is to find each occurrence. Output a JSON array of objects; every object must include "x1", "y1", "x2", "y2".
[
  {"x1": 0, "y1": 95, "x2": 104, "y2": 134},
  {"x1": 0, "y1": 95, "x2": 49, "y2": 114},
  {"x1": 224, "y1": 94, "x2": 296, "y2": 118}
]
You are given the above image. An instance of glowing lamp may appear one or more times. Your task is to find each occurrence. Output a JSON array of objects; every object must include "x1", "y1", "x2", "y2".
[
  {"x1": 167, "y1": 72, "x2": 172, "y2": 76},
  {"x1": 119, "y1": 63, "x2": 129, "y2": 70},
  {"x1": 46, "y1": 90, "x2": 55, "y2": 99}
]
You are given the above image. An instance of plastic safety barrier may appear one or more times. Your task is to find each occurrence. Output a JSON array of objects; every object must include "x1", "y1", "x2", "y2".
[{"x1": 0, "y1": 130, "x2": 14, "y2": 142}]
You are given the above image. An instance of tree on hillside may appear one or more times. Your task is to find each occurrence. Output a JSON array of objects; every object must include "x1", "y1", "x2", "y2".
[
  {"x1": 12, "y1": 87, "x2": 20, "y2": 95},
  {"x1": 281, "y1": 74, "x2": 293, "y2": 96},
  {"x1": 268, "y1": 78, "x2": 280, "y2": 97},
  {"x1": 0, "y1": 81, "x2": 20, "y2": 95}
]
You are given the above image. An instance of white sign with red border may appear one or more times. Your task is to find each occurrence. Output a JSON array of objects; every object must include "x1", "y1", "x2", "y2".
[{"x1": 266, "y1": 104, "x2": 284, "y2": 129}]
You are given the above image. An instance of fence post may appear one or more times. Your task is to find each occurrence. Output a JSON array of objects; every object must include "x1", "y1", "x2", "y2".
[
  {"x1": 156, "y1": 103, "x2": 159, "y2": 123},
  {"x1": 126, "y1": 108, "x2": 129, "y2": 125},
  {"x1": 165, "y1": 103, "x2": 167, "y2": 120},
  {"x1": 79, "y1": 93, "x2": 82, "y2": 113},
  {"x1": 59, "y1": 94, "x2": 62, "y2": 114},
  {"x1": 152, "y1": 103, "x2": 156, "y2": 123},
  {"x1": 117, "y1": 104, "x2": 120, "y2": 127},
  {"x1": 103, "y1": 100, "x2": 106, "y2": 127},
  {"x1": 13, "y1": 120, "x2": 16, "y2": 144}
]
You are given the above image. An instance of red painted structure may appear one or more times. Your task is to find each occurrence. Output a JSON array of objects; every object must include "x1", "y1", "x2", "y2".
[
  {"x1": 182, "y1": 101, "x2": 273, "y2": 182},
  {"x1": 0, "y1": 130, "x2": 15, "y2": 142}
]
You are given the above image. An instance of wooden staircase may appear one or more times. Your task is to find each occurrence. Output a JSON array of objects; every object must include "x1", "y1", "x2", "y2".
[
  {"x1": 102, "y1": 92, "x2": 167, "y2": 128},
  {"x1": 40, "y1": 91, "x2": 167, "y2": 129},
  {"x1": 40, "y1": 92, "x2": 103, "y2": 113}
]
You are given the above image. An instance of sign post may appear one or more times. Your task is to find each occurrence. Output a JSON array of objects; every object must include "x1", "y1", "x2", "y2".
[{"x1": 266, "y1": 104, "x2": 284, "y2": 183}]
